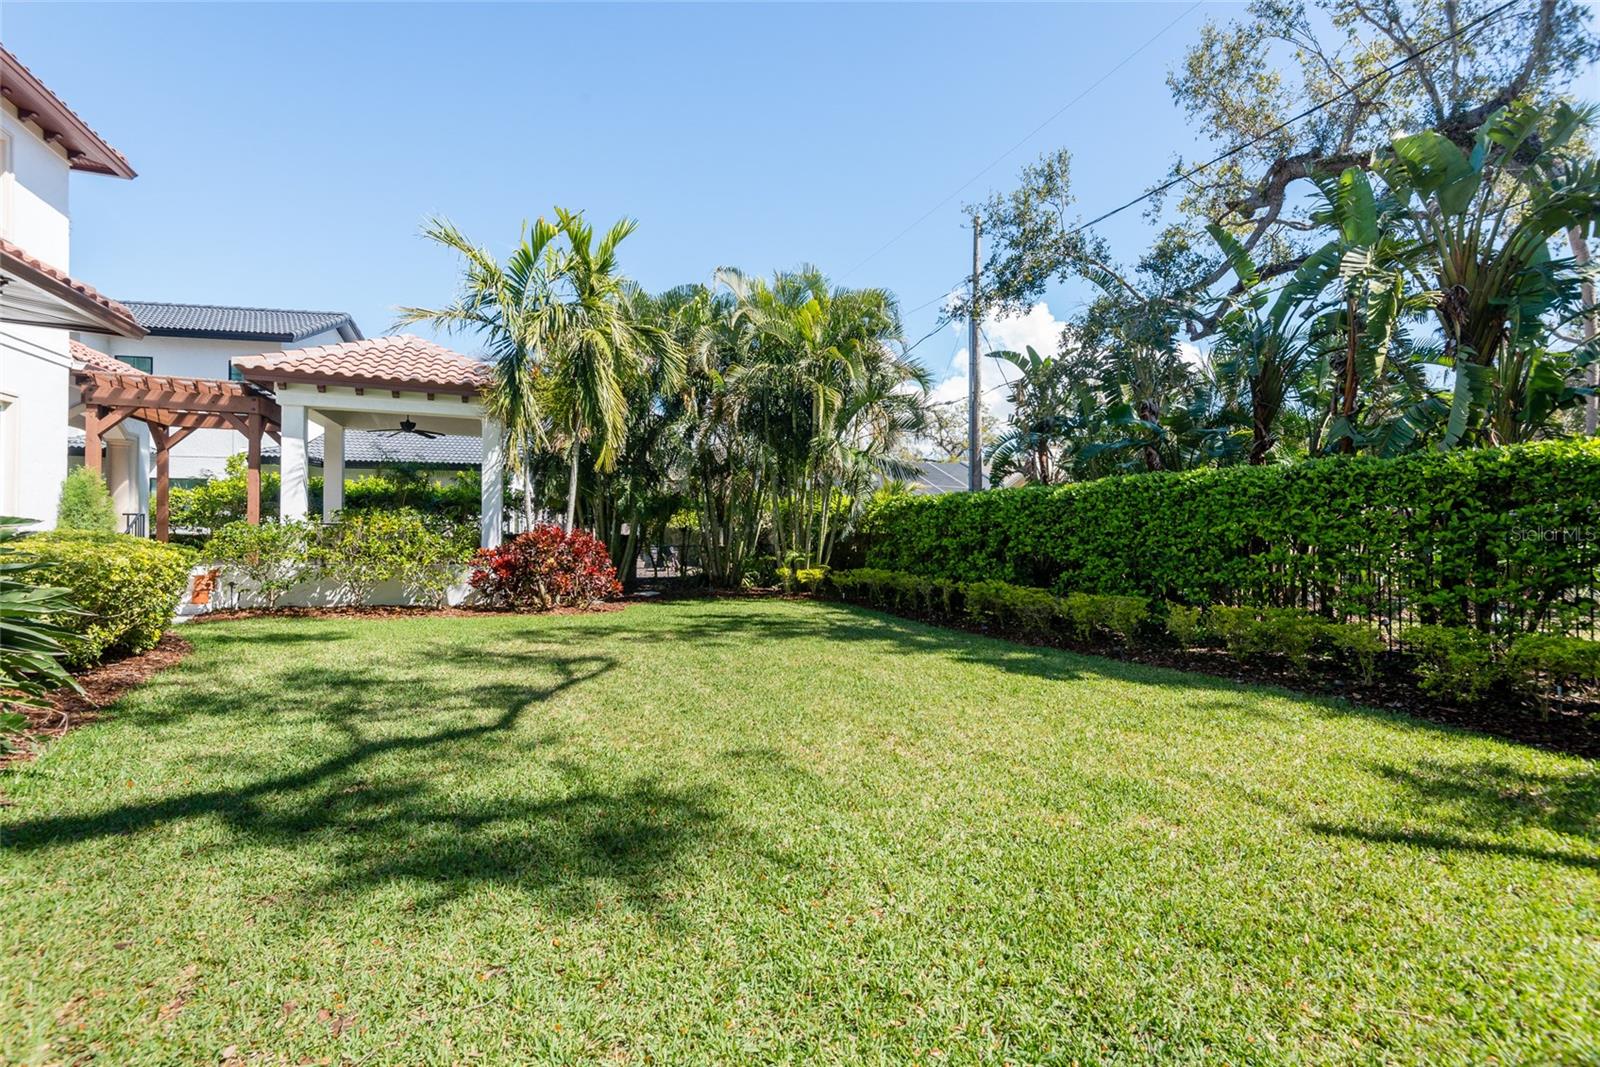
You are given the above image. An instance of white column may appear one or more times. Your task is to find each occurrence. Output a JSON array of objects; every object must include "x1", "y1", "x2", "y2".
[
  {"x1": 321, "y1": 422, "x2": 344, "y2": 521},
  {"x1": 480, "y1": 416, "x2": 505, "y2": 548},
  {"x1": 280, "y1": 404, "x2": 309, "y2": 521},
  {"x1": 131, "y1": 423, "x2": 151, "y2": 521},
  {"x1": 104, "y1": 437, "x2": 137, "y2": 524}
]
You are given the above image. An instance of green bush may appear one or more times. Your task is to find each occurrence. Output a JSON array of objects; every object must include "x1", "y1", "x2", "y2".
[
  {"x1": 1403, "y1": 625, "x2": 1501, "y2": 704},
  {"x1": 863, "y1": 440, "x2": 1600, "y2": 637},
  {"x1": 56, "y1": 468, "x2": 116, "y2": 533},
  {"x1": 965, "y1": 580, "x2": 1059, "y2": 633},
  {"x1": 1210, "y1": 606, "x2": 1325, "y2": 669},
  {"x1": 1164, "y1": 602, "x2": 1204, "y2": 647},
  {"x1": 203, "y1": 520, "x2": 316, "y2": 609},
  {"x1": 1324, "y1": 623, "x2": 1385, "y2": 683},
  {"x1": 313, "y1": 510, "x2": 470, "y2": 607},
  {"x1": 4, "y1": 532, "x2": 193, "y2": 667},
  {"x1": 741, "y1": 555, "x2": 779, "y2": 589},
  {"x1": 1506, "y1": 634, "x2": 1600, "y2": 710}
]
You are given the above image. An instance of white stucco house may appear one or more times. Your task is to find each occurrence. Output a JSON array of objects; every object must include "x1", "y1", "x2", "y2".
[
  {"x1": 75, "y1": 302, "x2": 364, "y2": 482},
  {"x1": 0, "y1": 44, "x2": 149, "y2": 528},
  {"x1": 0, "y1": 44, "x2": 509, "y2": 552}
]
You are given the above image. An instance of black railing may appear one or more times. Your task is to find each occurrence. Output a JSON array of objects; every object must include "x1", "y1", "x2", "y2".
[{"x1": 123, "y1": 512, "x2": 147, "y2": 537}]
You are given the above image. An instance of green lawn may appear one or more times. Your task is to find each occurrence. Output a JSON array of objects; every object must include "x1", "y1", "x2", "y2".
[{"x1": 2, "y1": 599, "x2": 1597, "y2": 1065}]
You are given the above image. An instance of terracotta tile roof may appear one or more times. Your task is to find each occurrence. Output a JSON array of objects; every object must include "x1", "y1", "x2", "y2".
[
  {"x1": 69, "y1": 338, "x2": 145, "y2": 374},
  {"x1": 231, "y1": 334, "x2": 490, "y2": 394},
  {"x1": 0, "y1": 45, "x2": 135, "y2": 178},
  {"x1": 0, "y1": 237, "x2": 145, "y2": 337}
]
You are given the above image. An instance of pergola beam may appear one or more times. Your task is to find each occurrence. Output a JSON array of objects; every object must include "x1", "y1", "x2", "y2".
[{"x1": 72, "y1": 367, "x2": 283, "y2": 541}]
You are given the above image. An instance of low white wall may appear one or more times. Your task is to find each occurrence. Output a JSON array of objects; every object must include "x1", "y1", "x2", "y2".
[{"x1": 180, "y1": 563, "x2": 480, "y2": 614}]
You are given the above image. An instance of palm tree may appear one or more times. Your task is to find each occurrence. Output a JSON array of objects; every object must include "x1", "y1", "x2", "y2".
[
  {"x1": 396, "y1": 216, "x2": 563, "y2": 530},
  {"x1": 543, "y1": 208, "x2": 676, "y2": 531}
]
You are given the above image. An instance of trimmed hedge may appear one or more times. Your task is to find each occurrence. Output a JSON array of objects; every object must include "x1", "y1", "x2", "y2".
[
  {"x1": 862, "y1": 440, "x2": 1600, "y2": 637},
  {"x1": 5, "y1": 531, "x2": 194, "y2": 668}
]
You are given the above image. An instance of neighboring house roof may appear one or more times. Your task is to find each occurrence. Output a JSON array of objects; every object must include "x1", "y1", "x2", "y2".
[
  {"x1": 261, "y1": 431, "x2": 482, "y2": 469},
  {"x1": 231, "y1": 334, "x2": 490, "y2": 395},
  {"x1": 69, "y1": 338, "x2": 145, "y2": 374},
  {"x1": 910, "y1": 460, "x2": 970, "y2": 495},
  {"x1": 0, "y1": 237, "x2": 146, "y2": 337},
  {"x1": 122, "y1": 301, "x2": 363, "y2": 343},
  {"x1": 0, "y1": 45, "x2": 135, "y2": 178}
]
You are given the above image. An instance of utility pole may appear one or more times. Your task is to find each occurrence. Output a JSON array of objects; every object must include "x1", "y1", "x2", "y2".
[{"x1": 967, "y1": 214, "x2": 983, "y2": 490}]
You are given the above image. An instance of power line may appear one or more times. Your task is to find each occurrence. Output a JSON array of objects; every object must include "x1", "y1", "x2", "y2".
[
  {"x1": 1063, "y1": 0, "x2": 1525, "y2": 239},
  {"x1": 840, "y1": 0, "x2": 1206, "y2": 282}
]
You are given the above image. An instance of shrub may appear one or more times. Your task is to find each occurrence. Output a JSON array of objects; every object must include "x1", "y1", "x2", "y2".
[
  {"x1": 4, "y1": 531, "x2": 193, "y2": 667},
  {"x1": 742, "y1": 555, "x2": 779, "y2": 589},
  {"x1": 1403, "y1": 625, "x2": 1501, "y2": 704},
  {"x1": 1506, "y1": 635, "x2": 1600, "y2": 713},
  {"x1": 469, "y1": 524, "x2": 621, "y2": 611},
  {"x1": 1164, "y1": 602, "x2": 1204, "y2": 647},
  {"x1": 1324, "y1": 622, "x2": 1384, "y2": 683},
  {"x1": 203, "y1": 520, "x2": 315, "y2": 609},
  {"x1": 1099, "y1": 596, "x2": 1149, "y2": 648},
  {"x1": 56, "y1": 468, "x2": 116, "y2": 533},
  {"x1": 314, "y1": 510, "x2": 469, "y2": 607},
  {"x1": 965, "y1": 580, "x2": 1059, "y2": 634},
  {"x1": 863, "y1": 440, "x2": 1600, "y2": 638},
  {"x1": 1211, "y1": 606, "x2": 1325, "y2": 669}
]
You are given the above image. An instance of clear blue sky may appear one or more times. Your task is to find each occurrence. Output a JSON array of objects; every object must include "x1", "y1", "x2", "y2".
[{"x1": 6, "y1": 2, "x2": 1216, "y2": 393}]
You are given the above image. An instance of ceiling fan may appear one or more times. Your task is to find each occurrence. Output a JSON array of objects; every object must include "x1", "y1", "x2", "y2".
[{"x1": 383, "y1": 418, "x2": 442, "y2": 440}]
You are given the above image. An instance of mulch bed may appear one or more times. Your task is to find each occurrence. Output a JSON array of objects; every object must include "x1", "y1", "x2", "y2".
[
  {"x1": 187, "y1": 601, "x2": 632, "y2": 624},
  {"x1": 0, "y1": 633, "x2": 193, "y2": 776}
]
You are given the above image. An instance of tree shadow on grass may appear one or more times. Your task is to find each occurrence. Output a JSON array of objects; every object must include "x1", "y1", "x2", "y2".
[
  {"x1": 0, "y1": 648, "x2": 774, "y2": 917},
  {"x1": 1210, "y1": 757, "x2": 1600, "y2": 873},
  {"x1": 1305, "y1": 757, "x2": 1600, "y2": 872}
]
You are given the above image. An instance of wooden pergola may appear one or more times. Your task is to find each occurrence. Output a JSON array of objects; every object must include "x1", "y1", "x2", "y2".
[{"x1": 75, "y1": 369, "x2": 281, "y2": 541}]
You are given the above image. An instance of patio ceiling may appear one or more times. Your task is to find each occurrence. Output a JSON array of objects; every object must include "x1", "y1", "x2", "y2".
[{"x1": 0, "y1": 238, "x2": 146, "y2": 337}]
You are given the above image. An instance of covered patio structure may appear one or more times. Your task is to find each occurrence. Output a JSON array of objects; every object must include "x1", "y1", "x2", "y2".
[
  {"x1": 72, "y1": 345, "x2": 281, "y2": 541},
  {"x1": 230, "y1": 335, "x2": 503, "y2": 548}
]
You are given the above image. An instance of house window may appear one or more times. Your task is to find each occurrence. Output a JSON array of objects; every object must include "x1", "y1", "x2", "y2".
[
  {"x1": 228, "y1": 362, "x2": 246, "y2": 382},
  {"x1": 116, "y1": 354, "x2": 154, "y2": 373}
]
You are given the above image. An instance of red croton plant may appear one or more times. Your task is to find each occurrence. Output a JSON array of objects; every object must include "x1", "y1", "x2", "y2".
[{"x1": 468, "y1": 524, "x2": 622, "y2": 611}]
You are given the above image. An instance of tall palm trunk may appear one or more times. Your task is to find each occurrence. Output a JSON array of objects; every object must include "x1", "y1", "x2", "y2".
[{"x1": 564, "y1": 444, "x2": 580, "y2": 533}]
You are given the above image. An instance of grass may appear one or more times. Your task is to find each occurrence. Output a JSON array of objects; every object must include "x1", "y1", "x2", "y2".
[{"x1": 2, "y1": 598, "x2": 1597, "y2": 1065}]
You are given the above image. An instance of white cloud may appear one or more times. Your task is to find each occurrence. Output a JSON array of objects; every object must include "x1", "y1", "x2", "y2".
[{"x1": 925, "y1": 301, "x2": 1070, "y2": 427}]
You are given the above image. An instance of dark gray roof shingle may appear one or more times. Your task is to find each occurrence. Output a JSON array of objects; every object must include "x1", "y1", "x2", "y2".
[
  {"x1": 262, "y1": 431, "x2": 481, "y2": 468},
  {"x1": 911, "y1": 461, "x2": 970, "y2": 494},
  {"x1": 123, "y1": 302, "x2": 363, "y2": 343}
]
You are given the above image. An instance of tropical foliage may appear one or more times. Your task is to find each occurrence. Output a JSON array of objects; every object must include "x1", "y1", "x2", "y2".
[
  {"x1": 0, "y1": 519, "x2": 82, "y2": 730},
  {"x1": 409, "y1": 209, "x2": 932, "y2": 584},
  {"x1": 965, "y1": 64, "x2": 1599, "y2": 481}
]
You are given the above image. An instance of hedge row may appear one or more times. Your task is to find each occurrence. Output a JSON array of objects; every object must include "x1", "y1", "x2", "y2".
[
  {"x1": 862, "y1": 440, "x2": 1600, "y2": 637},
  {"x1": 828, "y1": 568, "x2": 1600, "y2": 708},
  {"x1": 4, "y1": 531, "x2": 195, "y2": 668}
]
